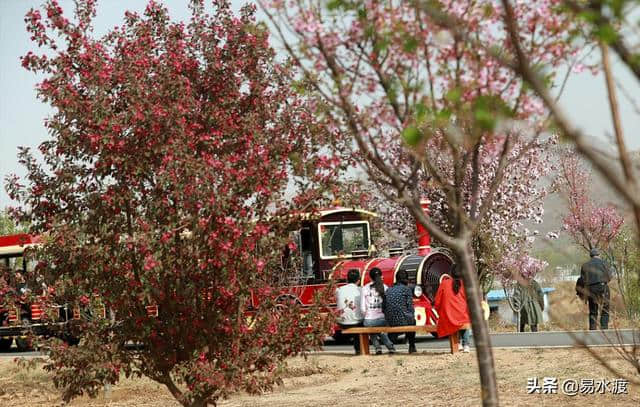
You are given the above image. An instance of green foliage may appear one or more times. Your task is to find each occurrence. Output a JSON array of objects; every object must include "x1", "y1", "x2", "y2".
[
  {"x1": 471, "y1": 95, "x2": 513, "y2": 132},
  {"x1": 402, "y1": 126, "x2": 421, "y2": 146},
  {"x1": 373, "y1": 33, "x2": 391, "y2": 53},
  {"x1": 445, "y1": 88, "x2": 462, "y2": 104},
  {"x1": 414, "y1": 101, "x2": 428, "y2": 121},
  {"x1": 594, "y1": 24, "x2": 618, "y2": 43},
  {"x1": 403, "y1": 35, "x2": 419, "y2": 53},
  {"x1": 435, "y1": 108, "x2": 452, "y2": 126},
  {"x1": 326, "y1": 0, "x2": 344, "y2": 10},
  {"x1": 0, "y1": 210, "x2": 24, "y2": 235}
]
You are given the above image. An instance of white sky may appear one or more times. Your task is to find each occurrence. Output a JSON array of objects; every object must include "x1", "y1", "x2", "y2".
[{"x1": 1, "y1": 0, "x2": 639, "y2": 209}]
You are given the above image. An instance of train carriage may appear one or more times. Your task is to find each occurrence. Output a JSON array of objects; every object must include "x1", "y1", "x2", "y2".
[
  {"x1": 0, "y1": 234, "x2": 77, "y2": 350},
  {"x1": 0, "y1": 201, "x2": 453, "y2": 346}
]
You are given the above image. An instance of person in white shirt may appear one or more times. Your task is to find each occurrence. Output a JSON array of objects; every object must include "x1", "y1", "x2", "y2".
[
  {"x1": 335, "y1": 269, "x2": 364, "y2": 354},
  {"x1": 360, "y1": 268, "x2": 396, "y2": 354}
]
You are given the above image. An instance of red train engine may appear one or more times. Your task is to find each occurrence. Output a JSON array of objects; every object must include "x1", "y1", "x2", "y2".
[{"x1": 257, "y1": 201, "x2": 453, "y2": 336}]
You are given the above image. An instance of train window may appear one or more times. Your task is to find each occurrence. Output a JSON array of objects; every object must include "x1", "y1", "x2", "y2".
[
  {"x1": 299, "y1": 228, "x2": 314, "y2": 279},
  {"x1": 299, "y1": 227, "x2": 312, "y2": 251},
  {"x1": 318, "y1": 221, "x2": 370, "y2": 259}
]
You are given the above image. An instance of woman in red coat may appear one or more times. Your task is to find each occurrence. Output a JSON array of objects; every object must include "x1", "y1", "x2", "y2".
[{"x1": 434, "y1": 264, "x2": 471, "y2": 352}]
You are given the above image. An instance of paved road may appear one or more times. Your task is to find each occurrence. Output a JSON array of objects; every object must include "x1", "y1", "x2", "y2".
[
  {"x1": 320, "y1": 329, "x2": 640, "y2": 354},
  {"x1": 2, "y1": 329, "x2": 637, "y2": 357}
]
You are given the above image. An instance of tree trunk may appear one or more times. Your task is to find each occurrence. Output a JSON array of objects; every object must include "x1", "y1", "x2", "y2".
[{"x1": 456, "y1": 241, "x2": 499, "y2": 406}]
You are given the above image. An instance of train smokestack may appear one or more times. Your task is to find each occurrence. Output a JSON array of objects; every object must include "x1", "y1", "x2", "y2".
[{"x1": 416, "y1": 199, "x2": 431, "y2": 255}]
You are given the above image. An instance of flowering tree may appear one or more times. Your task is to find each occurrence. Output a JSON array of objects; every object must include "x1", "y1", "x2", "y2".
[
  {"x1": 337, "y1": 0, "x2": 640, "y2": 390},
  {"x1": 492, "y1": 0, "x2": 640, "y2": 384},
  {"x1": 500, "y1": 253, "x2": 547, "y2": 281},
  {"x1": 557, "y1": 156, "x2": 624, "y2": 252},
  {"x1": 364, "y1": 136, "x2": 552, "y2": 292},
  {"x1": 262, "y1": 0, "x2": 589, "y2": 404},
  {"x1": 7, "y1": 1, "x2": 345, "y2": 405}
]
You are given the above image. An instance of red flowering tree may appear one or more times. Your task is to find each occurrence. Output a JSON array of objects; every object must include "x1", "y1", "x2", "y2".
[{"x1": 7, "y1": 1, "x2": 345, "y2": 405}]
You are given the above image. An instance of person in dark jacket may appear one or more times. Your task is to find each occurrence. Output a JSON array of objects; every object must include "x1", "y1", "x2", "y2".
[
  {"x1": 580, "y1": 248, "x2": 611, "y2": 330},
  {"x1": 512, "y1": 277, "x2": 544, "y2": 332},
  {"x1": 384, "y1": 270, "x2": 417, "y2": 353}
]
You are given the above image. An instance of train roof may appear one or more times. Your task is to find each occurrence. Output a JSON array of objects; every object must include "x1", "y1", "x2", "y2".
[
  {"x1": 0, "y1": 234, "x2": 40, "y2": 258},
  {"x1": 301, "y1": 207, "x2": 378, "y2": 220}
]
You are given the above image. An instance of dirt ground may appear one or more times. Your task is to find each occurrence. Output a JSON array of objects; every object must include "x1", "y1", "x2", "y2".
[{"x1": 0, "y1": 347, "x2": 638, "y2": 406}]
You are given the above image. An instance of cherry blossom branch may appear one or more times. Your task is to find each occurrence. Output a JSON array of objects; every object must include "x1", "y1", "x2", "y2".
[
  {"x1": 410, "y1": 0, "x2": 640, "y2": 223},
  {"x1": 499, "y1": 0, "x2": 640, "y2": 238}
]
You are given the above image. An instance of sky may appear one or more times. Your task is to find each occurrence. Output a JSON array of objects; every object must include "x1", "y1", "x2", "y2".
[{"x1": 1, "y1": 0, "x2": 639, "y2": 209}]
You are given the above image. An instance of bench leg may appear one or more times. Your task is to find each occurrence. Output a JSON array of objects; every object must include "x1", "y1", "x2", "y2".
[
  {"x1": 450, "y1": 332, "x2": 459, "y2": 354},
  {"x1": 359, "y1": 333, "x2": 370, "y2": 356}
]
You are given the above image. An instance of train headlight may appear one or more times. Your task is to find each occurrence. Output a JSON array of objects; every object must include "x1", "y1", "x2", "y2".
[{"x1": 413, "y1": 285, "x2": 423, "y2": 298}]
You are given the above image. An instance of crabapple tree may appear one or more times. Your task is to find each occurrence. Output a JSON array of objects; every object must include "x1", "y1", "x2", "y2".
[{"x1": 7, "y1": 1, "x2": 346, "y2": 406}]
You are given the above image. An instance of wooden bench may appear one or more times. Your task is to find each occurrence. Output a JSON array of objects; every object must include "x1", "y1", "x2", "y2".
[{"x1": 342, "y1": 323, "x2": 471, "y2": 355}]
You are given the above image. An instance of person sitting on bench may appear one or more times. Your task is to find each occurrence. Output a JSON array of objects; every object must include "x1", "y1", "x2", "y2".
[
  {"x1": 335, "y1": 269, "x2": 364, "y2": 354},
  {"x1": 360, "y1": 268, "x2": 396, "y2": 355},
  {"x1": 435, "y1": 264, "x2": 471, "y2": 352},
  {"x1": 384, "y1": 270, "x2": 417, "y2": 354}
]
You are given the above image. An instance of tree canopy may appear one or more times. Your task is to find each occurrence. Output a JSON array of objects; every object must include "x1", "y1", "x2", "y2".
[{"x1": 8, "y1": 1, "x2": 345, "y2": 405}]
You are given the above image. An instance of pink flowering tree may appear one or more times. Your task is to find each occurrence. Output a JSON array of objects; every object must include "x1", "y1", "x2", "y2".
[
  {"x1": 363, "y1": 135, "x2": 553, "y2": 292},
  {"x1": 557, "y1": 156, "x2": 624, "y2": 252},
  {"x1": 7, "y1": 1, "x2": 347, "y2": 406},
  {"x1": 500, "y1": 251, "x2": 547, "y2": 329},
  {"x1": 262, "y1": 1, "x2": 591, "y2": 404},
  {"x1": 498, "y1": 252, "x2": 548, "y2": 289}
]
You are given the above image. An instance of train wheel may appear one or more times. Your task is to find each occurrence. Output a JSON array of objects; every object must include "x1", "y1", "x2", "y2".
[
  {"x1": 0, "y1": 338, "x2": 12, "y2": 351},
  {"x1": 15, "y1": 337, "x2": 33, "y2": 351}
]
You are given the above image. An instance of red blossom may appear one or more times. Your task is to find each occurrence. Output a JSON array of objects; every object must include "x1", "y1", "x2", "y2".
[{"x1": 9, "y1": 1, "x2": 345, "y2": 404}]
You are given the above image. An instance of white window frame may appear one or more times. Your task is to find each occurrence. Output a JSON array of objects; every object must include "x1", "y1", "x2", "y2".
[{"x1": 317, "y1": 220, "x2": 371, "y2": 260}]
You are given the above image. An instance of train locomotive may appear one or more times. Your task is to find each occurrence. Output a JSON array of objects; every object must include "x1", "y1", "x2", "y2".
[{"x1": 259, "y1": 200, "x2": 454, "y2": 335}]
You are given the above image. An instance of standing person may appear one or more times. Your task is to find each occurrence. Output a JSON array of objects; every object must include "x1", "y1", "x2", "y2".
[
  {"x1": 335, "y1": 269, "x2": 364, "y2": 354},
  {"x1": 513, "y1": 277, "x2": 544, "y2": 332},
  {"x1": 580, "y1": 248, "x2": 611, "y2": 330},
  {"x1": 360, "y1": 268, "x2": 396, "y2": 355},
  {"x1": 384, "y1": 270, "x2": 417, "y2": 353},
  {"x1": 435, "y1": 265, "x2": 471, "y2": 352}
]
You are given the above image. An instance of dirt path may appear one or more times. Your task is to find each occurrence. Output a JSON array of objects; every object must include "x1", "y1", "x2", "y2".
[
  {"x1": 220, "y1": 348, "x2": 639, "y2": 406},
  {"x1": 0, "y1": 348, "x2": 637, "y2": 406}
]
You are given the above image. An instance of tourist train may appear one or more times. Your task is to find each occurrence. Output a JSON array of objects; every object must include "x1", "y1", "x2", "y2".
[{"x1": 0, "y1": 201, "x2": 453, "y2": 348}]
